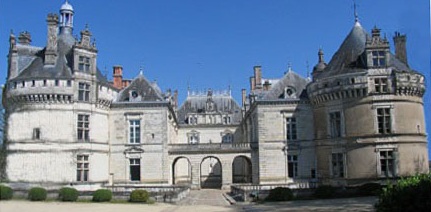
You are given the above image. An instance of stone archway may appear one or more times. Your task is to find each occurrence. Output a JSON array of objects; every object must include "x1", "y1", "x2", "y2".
[
  {"x1": 172, "y1": 157, "x2": 192, "y2": 185},
  {"x1": 232, "y1": 156, "x2": 252, "y2": 183},
  {"x1": 200, "y1": 156, "x2": 222, "y2": 189}
]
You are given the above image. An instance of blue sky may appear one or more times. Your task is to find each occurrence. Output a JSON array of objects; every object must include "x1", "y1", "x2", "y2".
[{"x1": 0, "y1": 0, "x2": 430, "y2": 153}]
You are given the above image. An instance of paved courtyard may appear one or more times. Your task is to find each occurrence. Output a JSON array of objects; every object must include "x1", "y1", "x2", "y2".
[{"x1": 0, "y1": 190, "x2": 377, "y2": 212}]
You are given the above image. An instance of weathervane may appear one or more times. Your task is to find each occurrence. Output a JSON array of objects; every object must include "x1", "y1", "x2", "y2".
[{"x1": 353, "y1": 0, "x2": 359, "y2": 22}]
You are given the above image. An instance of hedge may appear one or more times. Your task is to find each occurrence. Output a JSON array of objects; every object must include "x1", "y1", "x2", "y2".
[
  {"x1": 58, "y1": 187, "x2": 79, "y2": 202},
  {"x1": 92, "y1": 189, "x2": 112, "y2": 202},
  {"x1": 28, "y1": 187, "x2": 47, "y2": 201},
  {"x1": 265, "y1": 187, "x2": 294, "y2": 201},
  {"x1": 0, "y1": 185, "x2": 13, "y2": 200},
  {"x1": 129, "y1": 189, "x2": 149, "y2": 202}
]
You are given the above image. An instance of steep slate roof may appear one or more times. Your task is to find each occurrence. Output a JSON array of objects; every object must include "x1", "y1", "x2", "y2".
[
  {"x1": 260, "y1": 70, "x2": 309, "y2": 100},
  {"x1": 316, "y1": 21, "x2": 418, "y2": 79},
  {"x1": 177, "y1": 91, "x2": 242, "y2": 125},
  {"x1": 116, "y1": 73, "x2": 165, "y2": 102}
]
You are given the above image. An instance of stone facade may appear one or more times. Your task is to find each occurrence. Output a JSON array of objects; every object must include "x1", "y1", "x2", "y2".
[{"x1": 2, "y1": 1, "x2": 428, "y2": 191}]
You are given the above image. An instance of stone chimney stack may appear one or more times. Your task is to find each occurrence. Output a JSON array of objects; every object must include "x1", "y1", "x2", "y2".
[
  {"x1": 250, "y1": 76, "x2": 256, "y2": 91},
  {"x1": 45, "y1": 14, "x2": 59, "y2": 65},
  {"x1": 393, "y1": 32, "x2": 408, "y2": 66},
  {"x1": 241, "y1": 89, "x2": 247, "y2": 108},
  {"x1": 113, "y1": 65, "x2": 123, "y2": 89},
  {"x1": 7, "y1": 32, "x2": 18, "y2": 80},
  {"x1": 18, "y1": 31, "x2": 32, "y2": 45},
  {"x1": 254, "y1": 66, "x2": 262, "y2": 89}
]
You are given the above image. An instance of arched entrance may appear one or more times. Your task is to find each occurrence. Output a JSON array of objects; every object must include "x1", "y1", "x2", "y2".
[
  {"x1": 200, "y1": 156, "x2": 222, "y2": 189},
  {"x1": 172, "y1": 157, "x2": 192, "y2": 185},
  {"x1": 232, "y1": 156, "x2": 252, "y2": 183}
]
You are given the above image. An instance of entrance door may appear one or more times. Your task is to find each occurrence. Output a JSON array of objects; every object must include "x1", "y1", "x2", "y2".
[{"x1": 130, "y1": 158, "x2": 141, "y2": 181}]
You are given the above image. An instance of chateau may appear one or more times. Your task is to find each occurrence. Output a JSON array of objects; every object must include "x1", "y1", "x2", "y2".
[{"x1": 3, "y1": 1, "x2": 428, "y2": 191}]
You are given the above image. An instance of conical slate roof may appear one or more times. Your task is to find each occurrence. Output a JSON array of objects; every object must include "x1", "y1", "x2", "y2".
[{"x1": 317, "y1": 22, "x2": 367, "y2": 78}]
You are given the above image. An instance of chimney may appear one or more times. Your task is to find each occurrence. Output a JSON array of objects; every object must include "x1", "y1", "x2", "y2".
[
  {"x1": 7, "y1": 32, "x2": 18, "y2": 80},
  {"x1": 254, "y1": 66, "x2": 262, "y2": 89},
  {"x1": 174, "y1": 90, "x2": 179, "y2": 108},
  {"x1": 250, "y1": 76, "x2": 255, "y2": 91},
  {"x1": 18, "y1": 31, "x2": 32, "y2": 45},
  {"x1": 393, "y1": 32, "x2": 408, "y2": 66},
  {"x1": 241, "y1": 89, "x2": 247, "y2": 108},
  {"x1": 263, "y1": 80, "x2": 271, "y2": 91},
  {"x1": 113, "y1": 65, "x2": 123, "y2": 89},
  {"x1": 45, "y1": 13, "x2": 58, "y2": 65}
]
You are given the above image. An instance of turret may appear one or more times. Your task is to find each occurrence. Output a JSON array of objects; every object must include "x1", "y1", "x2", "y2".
[{"x1": 59, "y1": 0, "x2": 74, "y2": 35}]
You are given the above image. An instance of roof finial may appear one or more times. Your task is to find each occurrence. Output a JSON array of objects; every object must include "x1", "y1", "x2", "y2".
[
  {"x1": 287, "y1": 62, "x2": 292, "y2": 72},
  {"x1": 353, "y1": 0, "x2": 359, "y2": 23},
  {"x1": 306, "y1": 60, "x2": 310, "y2": 78},
  {"x1": 139, "y1": 66, "x2": 143, "y2": 75}
]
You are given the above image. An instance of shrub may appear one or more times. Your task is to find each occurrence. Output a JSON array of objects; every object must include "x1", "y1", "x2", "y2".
[
  {"x1": 92, "y1": 189, "x2": 112, "y2": 202},
  {"x1": 375, "y1": 174, "x2": 431, "y2": 212},
  {"x1": 314, "y1": 185, "x2": 336, "y2": 199},
  {"x1": 28, "y1": 187, "x2": 47, "y2": 201},
  {"x1": 357, "y1": 183, "x2": 383, "y2": 196},
  {"x1": 58, "y1": 187, "x2": 79, "y2": 202},
  {"x1": 0, "y1": 185, "x2": 13, "y2": 200},
  {"x1": 129, "y1": 189, "x2": 149, "y2": 202},
  {"x1": 265, "y1": 187, "x2": 294, "y2": 201}
]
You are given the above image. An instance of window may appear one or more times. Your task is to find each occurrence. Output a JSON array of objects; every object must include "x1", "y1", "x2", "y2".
[
  {"x1": 78, "y1": 82, "x2": 90, "y2": 102},
  {"x1": 222, "y1": 133, "x2": 233, "y2": 143},
  {"x1": 43, "y1": 80, "x2": 47, "y2": 86},
  {"x1": 188, "y1": 131, "x2": 200, "y2": 144},
  {"x1": 130, "y1": 159, "x2": 141, "y2": 181},
  {"x1": 76, "y1": 155, "x2": 89, "y2": 182},
  {"x1": 32, "y1": 128, "x2": 40, "y2": 140},
  {"x1": 372, "y1": 51, "x2": 386, "y2": 67},
  {"x1": 78, "y1": 56, "x2": 91, "y2": 72},
  {"x1": 380, "y1": 150, "x2": 396, "y2": 178},
  {"x1": 374, "y1": 78, "x2": 388, "y2": 93},
  {"x1": 286, "y1": 117, "x2": 297, "y2": 141},
  {"x1": 377, "y1": 108, "x2": 391, "y2": 134},
  {"x1": 129, "y1": 120, "x2": 141, "y2": 144},
  {"x1": 21, "y1": 81, "x2": 25, "y2": 88},
  {"x1": 77, "y1": 114, "x2": 90, "y2": 141},
  {"x1": 31, "y1": 80, "x2": 35, "y2": 87},
  {"x1": 288, "y1": 155, "x2": 298, "y2": 178},
  {"x1": 55, "y1": 80, "x2": 59, "y2": 86},
  {"x1": 188, "y1": 116, "x2": 198, "y2": 125},
  {"x1": 331, "y1": 153, "x2": 344, "y2": 178},
  {"x1": 67, "y1": 80, "x2": 72, "y2": 87},
  {"x1": 329, "y1": 111, "x2": 342, "y2": 138}
]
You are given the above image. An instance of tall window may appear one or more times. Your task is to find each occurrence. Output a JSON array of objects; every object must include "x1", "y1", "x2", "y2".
[
  {"x1": 32, "y1": 128, "x2": 41, "y2": 140},
  {"x1": 78, "y1": 56, "x2": 91, "y2": 72},
  {"x1": 130, "y1": 158, "x2": 141, "y2": 181},
  {"x1": 286, "y1": 117, "x2": 297, "y2": 141},
  {"x1": 76, "y1": 155, "x2": 89, "y2": 182},
  {"x1": 329, "y1": 112, "x2": 342, "y2": 138},
  {"x1": 377, "y1": 108, "x2": 391, "y2": 134},
  {"x1": 288, "y1": 155, "x2": 298, "y2": 178},
  {"x1": 77, "y1": 114, "x2": 90, "y2": 141},
  {"x1": 78, "y1": 83, "x2": 90, "y2": 102},
  {"x1": 380, "y1": 150, "x2": 395, "y2": 178},
  {"x1": 331, "y1": 153, "x2": 344, "y2": 178},
  {"x1": 374, "y1": 78, "x2": 388, "y2": 93},
  {"x1": 372, "y1": 51, "x2": 386, "y2": 67},
  {"x1": 129, "y1": 120, "x2": 141, "y2": 144}
]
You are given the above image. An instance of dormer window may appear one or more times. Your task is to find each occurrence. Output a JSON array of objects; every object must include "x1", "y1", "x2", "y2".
[
  {"x1": 372, "y1": 51, "x2": 386, "y2": 67},
  {"x1": 78, "y1": 56, "x2": 91, "y2": 72},
  {"x1": 187, "y1": 131, "x2": 200, "y2": 144}
]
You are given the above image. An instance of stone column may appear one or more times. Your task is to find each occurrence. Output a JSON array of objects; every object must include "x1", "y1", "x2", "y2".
[{"x1": 221, "y1": 159, "x2": 232, "y2": 190}]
